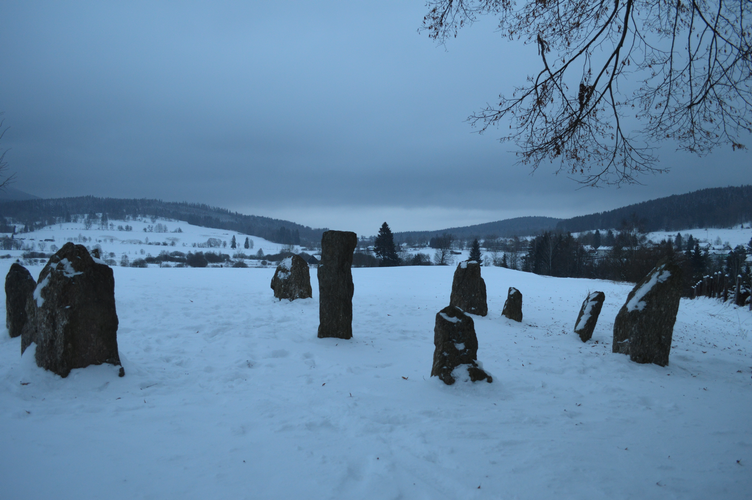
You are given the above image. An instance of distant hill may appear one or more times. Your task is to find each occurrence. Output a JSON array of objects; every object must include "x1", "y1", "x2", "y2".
[
  {"x1": 394, "y1": 216, "x2": 561, "y2": 242},
  {"x1": 555, "y1": 185, "x2": 752, "y2": 233},
  {"x1": 0, "y1": 186, "x2": 40, "y2": 202},
  {"x1": 0, "y1": 196, "x2": 327, "y2": 247}
]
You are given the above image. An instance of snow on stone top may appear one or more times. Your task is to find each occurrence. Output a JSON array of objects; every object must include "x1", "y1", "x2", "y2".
[
  {"x1": 280, "y1": 257, "x2": 293, "y2": 271},
  {"x1": 439, "y1": 312, "x2": 462, "y2": 323},
  {"x1": 58, "y1": 258, "x2": 84, "y2": 278},
  {"x1": 626, "y1": 267, "x2": 671, "y2": 312},
  {"x1": 33, "y1": 273, "x2": 50, "y2": 307}
]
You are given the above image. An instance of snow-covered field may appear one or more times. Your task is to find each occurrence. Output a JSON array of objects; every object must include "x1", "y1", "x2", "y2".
[
  {"x1": 1, "y1": 260, "x2": 750, "y2": 499},
  {"x1": 6, "y1": 218, "x2": 300, "y2": 267},
  {"x1": 647, "y1": 225, "x2": 752, "y2": 252}
]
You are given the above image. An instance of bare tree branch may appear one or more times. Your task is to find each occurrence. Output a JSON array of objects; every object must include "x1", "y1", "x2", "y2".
[{"x1": 422, "y1": 0, "x2": 752, "y2": 185}]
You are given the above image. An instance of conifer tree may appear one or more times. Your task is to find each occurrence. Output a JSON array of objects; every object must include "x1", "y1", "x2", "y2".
[
  {"x1": 469, "y1": 239, "x2": 481, "y2": 263},
  {"x1": 593, "y1": 230, "x2": 601, "y2": 249},
  {"x1": 374, "y1": 222, "x2": 400, "y2": 267},
  {"x1": 231, "y1": 235, "x2": 237, "y2": 249}
]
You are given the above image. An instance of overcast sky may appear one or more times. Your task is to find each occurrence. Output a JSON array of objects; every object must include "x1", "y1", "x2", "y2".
[{"x1": 1, "y1": 1, "x2": 749, "y2": 237}]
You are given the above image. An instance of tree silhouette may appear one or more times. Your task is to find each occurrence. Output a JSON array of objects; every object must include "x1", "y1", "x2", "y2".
[
  {"x1": 422, "y1": 0, "x2": 751, "y2": 185},
  {"x1": 469, "y1": 238, "x2": 482, "y2": 262},
  {"x1": 374, "y1": 222, "x2": 400, "y2": 267}
]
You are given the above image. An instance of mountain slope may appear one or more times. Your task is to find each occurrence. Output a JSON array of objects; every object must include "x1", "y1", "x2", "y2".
[{"x1": 556, "y1": 185, "x2": 752, "y2": 233}]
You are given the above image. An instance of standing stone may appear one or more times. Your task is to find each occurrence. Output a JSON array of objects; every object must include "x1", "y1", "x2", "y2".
[
  {"x1": 271, "y1": 254, "x2": 312, "y2": 300},
  {"x1": 612, "y1": 258, "x2": 683, "y2": 366},
  {"x1": 574, "y1": 291, "x2": 605, "y2": 342},
  {"x1": 501, "y1": 287, "x2": 523, "y2": 322},
  {"x1": 317, "y1": 230, "x2": 357, "y2": 339},
  {"x1": 431, "y1": 305, "x2": 492, "y2": 385},
  {"x1": 30, "y1": 242, "x2": 123, "y2": 377},
  {"x1": 449, "y1": 260, "x2": 488, "y2": 316},
  {"x1": 5, "y1": 263, "x2": 36, "y2": 339}
]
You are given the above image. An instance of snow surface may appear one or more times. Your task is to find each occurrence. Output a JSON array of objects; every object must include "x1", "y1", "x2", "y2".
[{"x1": 1, "y1": 262, "x2": 751, "y2": 499}]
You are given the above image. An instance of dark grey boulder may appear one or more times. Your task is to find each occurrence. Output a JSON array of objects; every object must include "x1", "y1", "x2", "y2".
[
  {"x1": 271, "y1": 254, "x2": 312, "y2": 300},
  {"x1": 30, "y1": 242, "x2": 123, "y2": 378},
  {"x1": 612, "y1": 258, "x2": 683, "y2": 366},
  {"x1": 501, "y1": 287, "x2": 523, "y2": 322},
  {"x1": 5, "y1": 263, "x2": 36, "y2": 339},
  {"x1": 431, "y1": 305, "x2": 492, "y2": 385},
  {"x1": 449, "y1": 260, "x2": 488, "y2": 316},
  {"x1": 317, "y1": 230, "x2": 357, "y2": 339},
  {"x1": 574, "y1": 291, "x2": 605, "y2": 342}
]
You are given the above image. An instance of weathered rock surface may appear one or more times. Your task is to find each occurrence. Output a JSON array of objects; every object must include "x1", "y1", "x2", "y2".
[
  {"x1": 501, "y1": 287, "x2": 523, "y2": 322},
  {"x1": 317, "y1": 230, "x2": 357, "y2": 339},
  {"x1": 574, "y1": 291, "x2": 605, "y2": 342},
  {"x1": 5, "y1": 263, "x2": 36, "y2": 339},
  {"x1": 431, "y1": 305, "x2": 492, "y2": 385},
  {"x1": 612, "y1": 258, "x2": 683, "y2": 366},
  {"x1": 30, "y1": 242, "x2": 123, "y2": 377},
  {"x1": 449, "y1": 260, "x2": 488, "y2": 316},
  {"x1": 271, "y1": 254, "x2": 312, "y2": 300}
]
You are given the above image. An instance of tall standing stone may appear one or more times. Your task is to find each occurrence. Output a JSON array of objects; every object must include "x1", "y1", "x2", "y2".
[
  {"x1": 449, "y1": 260, "x2": 488, "y2": 316},
  {"x1": 431, "y1": 305, "x2": 492, "y2": 385},
  {"x1": 612, "y1": 259, "x2": 683, "y2": 366},
  {"x1": 574, "y1": 291, "x2": 605, "y2": 342},
  {"x1": 5, "y1": 263, "x2": 36, "y2": 339},
  {"x1": 501, "y1": 287, "x2": 523, "y2": 322},
  {"x1": 271, "y1": 254, "x2": 312, "y2": 300},
  {"x1": 30, "y1": 243, "x2": 123, "y2": 377},
  {"x1": 317, "y1": 230, "x2": 357, "y2": 339}
]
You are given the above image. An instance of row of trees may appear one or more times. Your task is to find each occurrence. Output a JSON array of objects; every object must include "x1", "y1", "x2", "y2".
[{"x1": 521, "y1": 230, "x2": 751, "y2": 298}]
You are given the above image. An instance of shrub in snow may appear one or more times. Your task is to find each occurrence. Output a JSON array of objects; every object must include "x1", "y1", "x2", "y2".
[
  {"x1": 271, "y1": 254, "x2": 312, "y2": 301},
  {"x1": 5, "y1": 262, "x2": 35, "y2": 339},
  {"x1": 317, "y1": 230, "x2": 357, "y2": 339},
  {"x1": 612, "y1": 258, "x2": 683, "y2": 367},
  {"x1": 431, "y1": 305, "x2": 492, "y2": 385},
  {"x1": 25, "y1": 243, "x2": 123, "y2": 378},
  {"x1": 574, "y1": 291, "x2": 605, "y2": 342},
  {"x1": 501, "y1": 287, "x2": 523, "y2": 322},
  {"x1": 449, "y1": 260, "x2": 488, "y2": 316}
]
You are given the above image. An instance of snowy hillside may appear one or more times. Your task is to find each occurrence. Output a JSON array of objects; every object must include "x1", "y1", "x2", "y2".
[
  {"x1": 1, "y1": 260, "x2": 750, "y2": 499},
  {"x1": 3, "y1": 217, "x2": 302, "y2": 267}
]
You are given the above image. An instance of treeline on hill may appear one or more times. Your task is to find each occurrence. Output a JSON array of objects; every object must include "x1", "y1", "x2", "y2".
[
  {"x1": 520, "y1": 229, "x2": 751, "y2": 302},
  {"x1": 556, "y1": 185, "x2": 752, "y2": 233},
  {"x1": 0, "y1": 196, "x2": 326, "y2": 247},
  {"x1": 394, "y1": 216, "x2": 561, "y2": 243}
]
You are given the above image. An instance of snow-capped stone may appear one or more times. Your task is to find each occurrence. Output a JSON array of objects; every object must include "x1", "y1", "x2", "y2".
[
  {"x1": 29, "y1": 242, "x2": 123, "y2": 377},
  {"x1": 612, "y1": 258, "x2": 683, "y2": 366},
  {"x1": 271, "y1": 254, "x2": 312, "y2": 301},
  {"x1": 449, "y1": 260, "x2": 488, "y2": 316},
  {"x1": 574, "y1": 291, "x2": 605, "y2": 342},
  {"x1": 502, "y1": 287, "x2": 523, "y2": 322},
  {"x1": 431, "y1": 305, "x2": 492, "y2": 385}
]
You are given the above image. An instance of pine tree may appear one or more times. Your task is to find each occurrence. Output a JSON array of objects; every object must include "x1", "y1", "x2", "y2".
[
  {"x1": 469, "y1": 239, "x2": 481, "y2": 263},
  {"x1": 374, "y1": 222, "x2": 399, "y2": 267},
  {"x1": 593, "y1": 230, "x2": 601, "y2": 249},
  {"x1": 231, "y1": 235, "x2": 237, "y2": 249}
]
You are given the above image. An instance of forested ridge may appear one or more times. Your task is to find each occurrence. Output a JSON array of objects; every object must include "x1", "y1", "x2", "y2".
[{"x1": 556, "y1": 186, "x2": 752, "y2": 233}]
